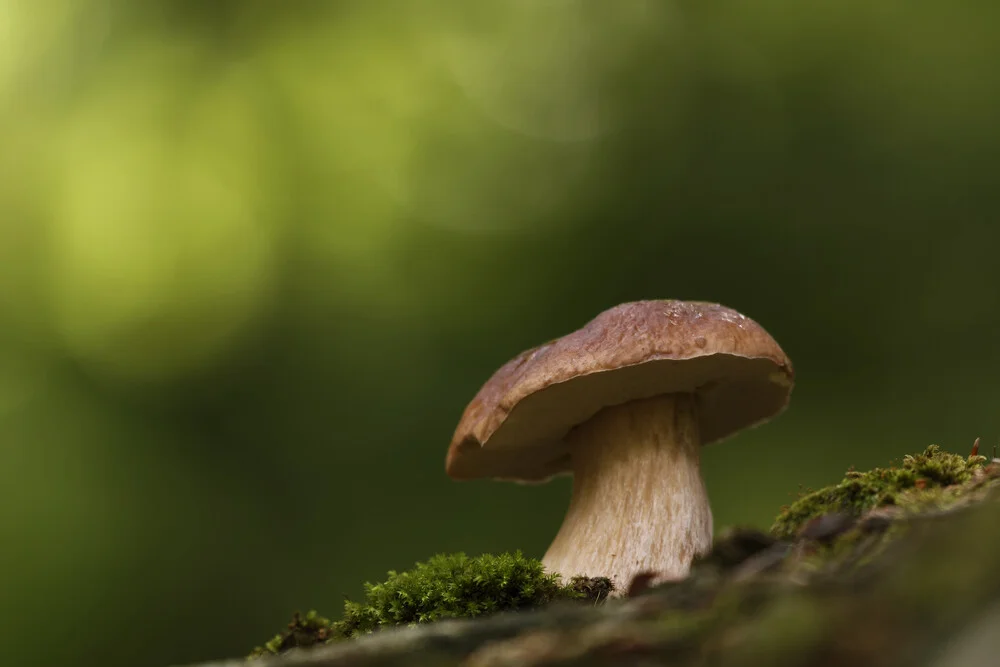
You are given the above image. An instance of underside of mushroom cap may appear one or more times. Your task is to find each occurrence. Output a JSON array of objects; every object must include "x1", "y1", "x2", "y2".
[{"x1": 446, "y1": 300, "x2": 794, "y2": 482}]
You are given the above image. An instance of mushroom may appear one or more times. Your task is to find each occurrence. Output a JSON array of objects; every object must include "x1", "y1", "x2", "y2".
[{"x1": 445, "y1": 300, "x2": 794, "y2": 589}]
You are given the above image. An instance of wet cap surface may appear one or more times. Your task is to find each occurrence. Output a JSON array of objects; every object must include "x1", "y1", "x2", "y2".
[{"x1": 446, "y1": 300, "x2": 794, "y2": 482}]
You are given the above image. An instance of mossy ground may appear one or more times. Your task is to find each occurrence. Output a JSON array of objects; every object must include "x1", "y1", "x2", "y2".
[
  {"x1": 250, "y1": 445, "x2": 1000, "y2": 661},
  {"x1": 249, "y1": 552, "x2": 613, "y2": 659},
  {"x1": 770, "y1": 444, "x2": 990, "y2": 539},
  {"x1": 232, "y1": 483, "x2": 1000, "y2": 667}
]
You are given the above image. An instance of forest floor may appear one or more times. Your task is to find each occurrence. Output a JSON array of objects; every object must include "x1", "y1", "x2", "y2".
[{"x1": 184, "y1": 445, "x2": 1000, "y2": 667}]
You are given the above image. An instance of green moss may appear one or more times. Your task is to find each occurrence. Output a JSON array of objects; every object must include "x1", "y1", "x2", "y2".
[
  {"x1": 771, "y1": 445, "x2": 987, "y2": 539},
  {"x1": 248, "y1": 611, "x2": 335, "y2": 659},
  {"x1": 249, "y1": 552, "x2": 613, "y2": 659},
  {"x1": 337, "y1": 551, "x2": 586, "y2": 635}
]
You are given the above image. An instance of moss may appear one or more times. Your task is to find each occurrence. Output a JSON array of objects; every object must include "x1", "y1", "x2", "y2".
[
  {"x1": 336, "y1": 552, "x2": 585, "y2": 635},
  {"x1": 771, "y1": 445, "x2": 987, "y2": 539},
  {"x1": 247, "y1": 611, "x2": 335, "y2": 659},
  {"x1": 249, "y1": 552, "x2": 613, "y2": 659},
  {"x1": 564, "y1": 574, "x2": 615, "y2": 603}
]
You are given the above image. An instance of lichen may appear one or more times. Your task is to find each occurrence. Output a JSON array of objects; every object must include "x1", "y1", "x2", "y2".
[
  {"x1": 249, "y1": 552, "x2": 614, "y2": 659},
  {"x1": 770, "y1": 444, "x2": 988, "y2": 539}
]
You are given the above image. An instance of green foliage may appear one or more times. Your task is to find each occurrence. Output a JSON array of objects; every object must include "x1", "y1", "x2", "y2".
[
  {"x1": 249, "y1": 552, "x2": 613, "y2": 658},
  {"x1": 771, "y1": 445, "x2": 987, "y2": 539}
]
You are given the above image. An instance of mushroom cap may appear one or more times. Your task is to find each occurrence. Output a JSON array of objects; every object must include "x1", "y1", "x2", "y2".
[{"x1": 446, "y1": 300, "x2": 794, "y2": 482}]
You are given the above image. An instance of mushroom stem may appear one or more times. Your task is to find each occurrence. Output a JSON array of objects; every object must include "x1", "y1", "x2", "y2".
[{"x1": 541, "y1": 393, "x2": 713, "y2": 591}]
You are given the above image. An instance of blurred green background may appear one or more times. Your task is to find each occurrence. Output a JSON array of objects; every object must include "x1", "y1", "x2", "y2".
[{"x1": 2, "y1": 1, "x2": 999, "y2": 666}]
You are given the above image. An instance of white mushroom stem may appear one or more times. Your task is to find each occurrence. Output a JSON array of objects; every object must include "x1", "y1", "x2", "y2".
[{"x1": 541, "y1": 393, "x2": 713, "y2": 592}]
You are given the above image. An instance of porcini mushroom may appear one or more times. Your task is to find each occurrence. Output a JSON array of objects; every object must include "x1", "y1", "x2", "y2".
[{"x1": 446, "y1": 300, "x2": 793, "y2": 589}]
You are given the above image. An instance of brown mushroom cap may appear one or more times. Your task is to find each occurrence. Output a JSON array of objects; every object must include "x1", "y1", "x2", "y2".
[{"x1": 446, "y1": 300, "x2": 794, "y2": 482}]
